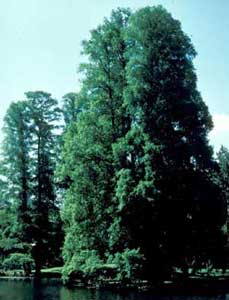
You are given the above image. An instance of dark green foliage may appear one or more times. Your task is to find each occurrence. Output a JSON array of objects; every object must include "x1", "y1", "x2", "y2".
[
  {"x1": 59, "y1": 8, "x2": 131, "y2": 281},
  {"x1": 1, "y1": 101, "x2": 31, "y2": 236},
  {"x1": 107, "y1": 248, "x2": 142, "y2": 281},
  {"x1": 0, "y1": 92, "x2": 63, "y2": 275},
  {"x1": 80, "y1": 7, "x2": 131, "y2": 140},
  {"x1": 0, "y1": 5, "x2": 227, "y2": 284},
  {"x1": 60, "y1": 110, "x2": 115, "y2": 281},
  {"x1": 217, "y1": 146, "x2": 229, "y2": 205},
  {"x1": 26, "y1": 91, "x2": 62, "y2": 274},
  {"x1": 62, "y1": 93, "x2": 83, "y2": 126},
  {"x1": 59, "y1": 6, "x2": 226, "y2": 283},
  {"x1": 119, "y1": 6, "x2": 225, "y2": 278},
  {"x1": 0, "y1": 101, "x2": 33, "y2": 274},
  {"x1": 2, "y1": 253, "x2": 34, "y2": 273},
  {"x1": 214, "y1": 146, "x2": 229, "y2": 268},
  {"x1": 0, "y1": 207, "x2": 20, "y2": 259}
]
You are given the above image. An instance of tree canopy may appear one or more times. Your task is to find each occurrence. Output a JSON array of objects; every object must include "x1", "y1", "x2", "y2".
[{"x1": 0, "y1": 5, "x2": 227, "y2": 284}]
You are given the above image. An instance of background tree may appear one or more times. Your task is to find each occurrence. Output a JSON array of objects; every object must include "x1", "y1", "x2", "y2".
[
  {"x1": 62, "y1": 93, "x2": 82, "y2": 126},
  {"x1": 214, "y1": 146, "x2": 229, "y2": 269},
  {"x1": 26, "y1": 91, "x2": 62, "y2": 275},
  {"x1": 0, "y1": 101, "x2": 33, "y2": 274},
  {"x1": 217, "y1": 146, "x2": 229, "y2": 210},
  {"x1": 0, "y1": 93, "x2": 63, "y2": 275}
]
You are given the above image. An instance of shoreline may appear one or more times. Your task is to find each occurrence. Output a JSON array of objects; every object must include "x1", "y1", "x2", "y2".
[{"x1": 1, "y1": 274, "x2": 229, "y2": 295}]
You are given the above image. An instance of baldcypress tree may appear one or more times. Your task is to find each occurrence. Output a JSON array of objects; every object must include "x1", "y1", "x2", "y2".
[
  {"x1": 25, "y1": 91, "x2": 62, "y2": 275},
  {"x1": 114, "y1": 6, "x2": 225, "y2": 279},
  {"x1": 59, "y1": 5, "x2": 226, "y2": 283},
  {"x1": 0, "y1": 93, "x2": 63, "y2": 275},
  {"x1": 59, "y1": 9, "x2": 131, "y2": 281},
  {"x1": 0, "y1": 101, "x2": 33, "y2": 274}
]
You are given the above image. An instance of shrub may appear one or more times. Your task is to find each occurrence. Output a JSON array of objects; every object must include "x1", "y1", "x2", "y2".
[
  {"x1": 108, "y1": 248, "x2": 143, "y2": 281},
  {"x1": 2, "y1": 253, "x2": 34, "y2": 273}
]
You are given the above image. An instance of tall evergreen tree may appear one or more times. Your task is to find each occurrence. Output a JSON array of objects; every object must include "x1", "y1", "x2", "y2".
[
  {"x1": 59, "y1": 6, "x2": 226, "y2": 282},
  {"x1": 0, "y1": 101, "x2": 33, "y2": 274},
  {"x1": 0, "y1": 94, "x2": 63, "y2": 275},
  {"x1": 114, "y1": 6, "x2": 225, "y2": 278},
  {"x1": 59, "y1": 8, "x2": 131, "y2": 281},
  {"x1": 1, "y1": 4, "x2": 223, "y2": 282},
  {"x1": 25, "y1": 91, "x2": 62, "y2": 275}
]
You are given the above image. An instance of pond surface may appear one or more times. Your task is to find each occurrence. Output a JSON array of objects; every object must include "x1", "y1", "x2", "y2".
[{"x1": 0, "y1": 278, "x2": 227, "y2": 300}]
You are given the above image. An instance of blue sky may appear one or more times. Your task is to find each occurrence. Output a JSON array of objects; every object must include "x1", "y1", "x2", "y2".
[{"x1": 0, "y1": 0, "x2": 228, "y2": 151}]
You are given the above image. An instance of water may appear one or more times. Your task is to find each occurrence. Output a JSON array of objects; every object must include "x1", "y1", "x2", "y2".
[{"x1": 0, "y1": 278, "x2": 227, "y2": 300}]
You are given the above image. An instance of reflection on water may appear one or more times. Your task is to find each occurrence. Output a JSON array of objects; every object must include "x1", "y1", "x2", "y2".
[{"x1": 0, "y1": 278, "x2": 227, "y2": 300}]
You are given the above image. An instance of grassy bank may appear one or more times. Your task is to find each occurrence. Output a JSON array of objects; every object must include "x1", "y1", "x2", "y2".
[{"x1": 0, "y1": 267, "x2": 62, "y2": 278}]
